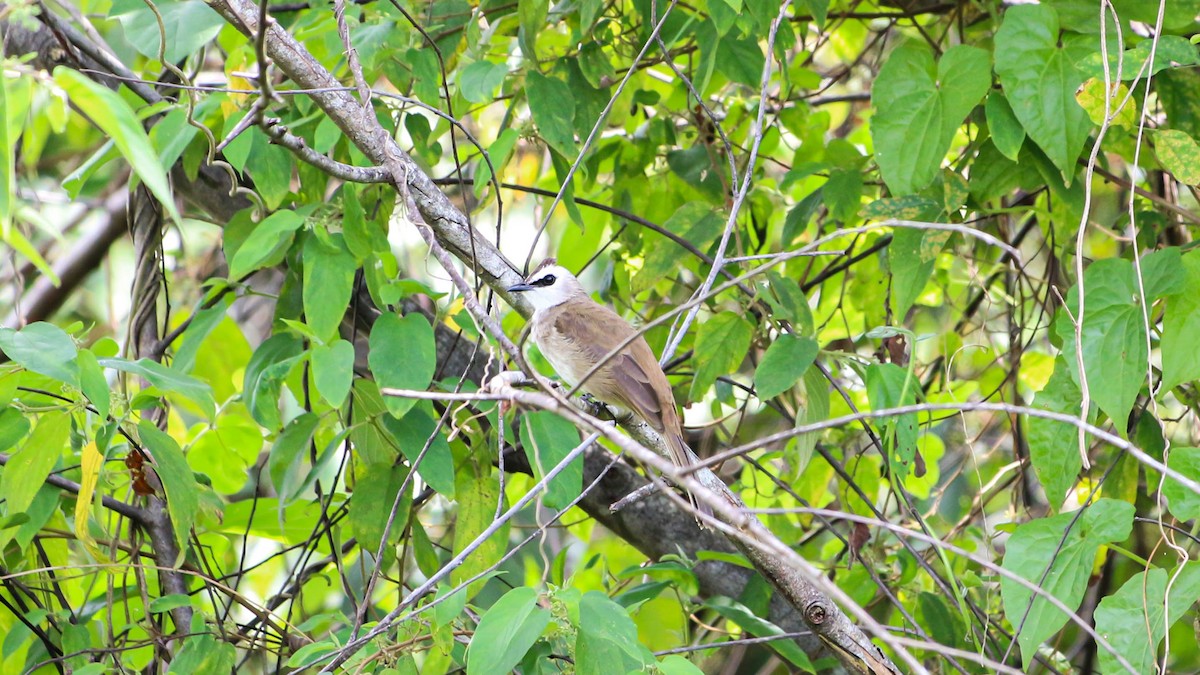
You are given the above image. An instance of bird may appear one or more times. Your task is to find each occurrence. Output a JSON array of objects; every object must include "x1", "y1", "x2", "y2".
[{"x1": 507, "y1": 259, "x2": 713, "y2": 521}]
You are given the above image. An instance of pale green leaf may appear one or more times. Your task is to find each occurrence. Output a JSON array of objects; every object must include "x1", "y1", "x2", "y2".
[
  {"x1": 1001, "y1": 499, "x2": 1134, "y2": 663},
  {"x1": 466, "y1": 587, "x2": 551, "y2": 675},
  {"x1": 53, "y1": 68, "x2": 182, "y2": 224}
]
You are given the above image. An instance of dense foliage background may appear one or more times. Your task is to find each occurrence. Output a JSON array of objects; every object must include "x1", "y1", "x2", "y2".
[{"x1": 3, "y1": 0, "x2": 1200, "y2": 672}]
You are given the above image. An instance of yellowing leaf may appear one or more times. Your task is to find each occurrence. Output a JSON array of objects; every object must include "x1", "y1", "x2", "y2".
[
  {"x1": 1155, "y1": 129, "x2": 1200, "y2": 185},
  {"x1": 75, "y1": 442, "x2": 105, "y2": 559}
]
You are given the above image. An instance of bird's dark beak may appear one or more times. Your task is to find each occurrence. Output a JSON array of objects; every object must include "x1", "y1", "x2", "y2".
[{"x1": 507, "y1": 283, "x2": 534, "y2": 293}]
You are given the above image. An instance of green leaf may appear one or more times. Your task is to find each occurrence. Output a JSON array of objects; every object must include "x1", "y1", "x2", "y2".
[
  {"x1": 716, "y1": 33, "x2": 764, "y2": 87},
  {"x1": 1055, "y1": 257, "x2": 1149, "y2": 428},
  {"x1": 1155, "y1": 129, "x2": 1200, "y2": 185},
  {"x1": 822, "y1": 168, "x2": 863, "y2": 223},
  {"x1": 302, "y1": 234, "x2": 357, "y2": 342},
  {"x1": 577, "y1": 43, "x2": 615, "y2": 88},
  {"x1": 466, "y1": 587, "x2": 551, "y2": 675},
  {"x1": 173, "y1": 303, "x2": 228, "y2": 374},
  {"x1": 0, "y1": 322, "x2": 78, "y2": 383},
  {"x1": 148, "y1": 594, "x2": 193, "y2": 613},
  {"x1": 342, "y1": 185, "x2": 389, "y2": 260},
  {"x1": 985, "y1": 92, "x2": 1026, "y2": 161},
  {"x1": 1163, "y1": 447, "x2": 1200, "y2": 521},
  {"x1": 703, "y1": 597, "x2": 815, "y2": 671},
  {"x1": 0, "y1": 408, "x2": 31, "y2": 454},
  {"x1": 865, "y1": 362, "x2": 919, "y2": 479},
  {"x1": 243, "y1": 334, "x2": 305, "y2": 430},
  {"x1": 286, "y1": 641, "x2": 337, "y2": 669},
  {"x1": 888, "y1": 223, "x2": 948, "y2": 320},
  {"x1": 759, "y1": 272, "x2": 814, "y2": 335},
  {"x1": 1094, "y1": 563, "x2": 1200, "y2": 674},
  {"x1": 690, "y1": 312, "x2": 753, "y2": 400},
  {"x1": 460, "y1": 61, "x2": 508, "y2": 104},
  {"x1": 519, "y1": 411, "x2": 584, "y2": 509},
  {"x1": 754, "y1": 334, "x2": 818, "y2": 400},
  {"x1": 139, "y1": 421, "x2": 201, "y2": 557},
  {"x1": 0, "y1": 411, "x2": 69, "y2": 517},
  {"x1": 1000, "y1": 499, "x2": 1134, "y2": 663},
  {"x1": 871, "y1": 42, "x2": 991, "y2": 195},
  {"x1": 311, "y1": 339, "x2": 354, "y2": 408},
  {"x1": 475, "y1": 128, "x2": 520, "y2": 200},
  {"x1": 576, "y1": 591, "x2": 655, "y2": 674},
  {"x1": 1139, "y1": 246, "x2": 1185, "y2": 299},
  {"x1": 110, "y1": 0, "x2": 225, "y2": 63},
  {"x1": 993, "y1": 5, "x2": 1093, "y2": 183},
  {"x1": 167, "y1": 616, "x2": 237, "y2": 674},
  {"x1": 518, "y1": 0, "x2": 549, "y2": 58},
  {"x1": 245, "y1": 135, "x2": 293, "y2": 210},
  {"x1": 1162, "y1": 250, "x2": 1200, "y2": 390},
  {"x1": 381, "y1": 404, "x2": 456, "y2": 498},
  {"x1": 77, "y1": 349, "x2": 110, "y2": 420},
  {"x1": 667, "y1": 145, "x2": 726, "y2": 203},
  {"x1": 634, "y1": 203, "x2": 723, "y2": 294},
  {"x1": 451, "y1": 462, "x2": 508, "y2": 598},
  {"x1": 348, "y1": 461, "x2": 410, "y2": 553},
  {"x1": 368, "y1": 313, "x2": 436, "y2": 419},
  {"x1": 1026, "y1": 359, "x2": 1084, "y2": 510},
  {"x1": 526, "y1": 72, "x2": 576, "y2": 159},
  {"x1": 267, "y1": 413, "x2": 319, "y2": 505},
  {"x1": 1076, "y1": 35, "x2": 1200, "y2": 81},
  {"x1": 227, "y1": 210, "x2": 305, "y2": 280},
  {"x1": 53, "y1": 68, "x2": 181, "y2": 225},
  {"x1": 99, "y1": 357, "x2": 216, "y2": 419}
]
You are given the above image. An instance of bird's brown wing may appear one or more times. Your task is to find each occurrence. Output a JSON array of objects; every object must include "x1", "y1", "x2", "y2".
[{"x1": 551, "y1": 310, "x2": 671, "y2": 432}]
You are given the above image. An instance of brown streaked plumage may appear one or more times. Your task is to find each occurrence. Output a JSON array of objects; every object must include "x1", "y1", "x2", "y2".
[{"x1": 507, "y1": 262, "x2": 712, "y2": 521}]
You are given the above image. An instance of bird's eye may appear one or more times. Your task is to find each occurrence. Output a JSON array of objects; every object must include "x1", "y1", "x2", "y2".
[{"x1": 542, "y1": 274, "x2": 556, "y2": 285}]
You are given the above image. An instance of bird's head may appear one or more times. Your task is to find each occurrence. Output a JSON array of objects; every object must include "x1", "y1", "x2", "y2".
[{"x1": 507, "y1": 259, "x2": 586, "y2": 311}]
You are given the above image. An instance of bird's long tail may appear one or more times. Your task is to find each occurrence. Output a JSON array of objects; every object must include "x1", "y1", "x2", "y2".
[{"x1": 667, "y1": 432, "x2": 714, "y2": 523}]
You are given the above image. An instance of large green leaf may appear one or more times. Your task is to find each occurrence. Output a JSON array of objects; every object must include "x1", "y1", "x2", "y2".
[
  {"x1": 0, "y1": 410, "x2": 69, "y2": 517},
  {"x1": 871, "y1": 41, "x2": 991, "y2": 195},
  {"x1": 226, "y1": 210, "x2": 305, "y2": 280},
  {"x1": 465, "y1": 587, "x2": 551, "y2": 675},
  {"x1": 519, "y1": 411, "x2": 583, "y2": 509},
  {"x1": 1093, "y1": 563, "x2": 1200, "y2": 674},
  {"x1": 368, "y1": 313, "x2": 436, "y2": 419},
  {"x1": 634, "y1": 203, "x2": 724, "y2": 294},
  {"x1": 1163, "y1": 447, "x2": 1200, "y2": 522},
  {"x1": 348, "y1": 461, "x2": 410, "y2": 553},
  {"x1": 865, "y1": 362, "x2": 919, "y2": 479},
  {"x1": 139, "y1": 422, "x2": 201, "y2": 557},
  {"x1": 1000, "y1": 499, "x2": 1134, "y2": 663},
  {"x1": 1054, "y1": 256, "x2": 1178, "y2": 429},
  {"x1": 526, "y1": 72, "x2": 576, "y2": 159},
  {"x1": 690, "y1": 312, "x2": 753, "y2": 400},
  {"x1": 1161, "y1": 250, "x2": 1200, "y2": 390},
  {"x1": 0, "y1": 322, "x2": 78, "y2": 384},
  {"x1": 993, "y1": 5, "x2": 1093, "y2": 183},
  {"x1": 53, "y1": 69, "x2": 181, "y2": 224},
  {"x1": 302, "y1": 234, "x2": 356, "y2": 342},
  {"x1": 703, "y1": 596, "x2": 815, "y2": 671},
  {"x1": 110, "y1": 0, "x2": 224, "y2": 63},
  {"x1": 311, "y1": 339, "x2": 354, "y2": 408},
  {"x1": 754, "y1": 334, "x2": 818, "y2": 400},
  {"x1": 266, "y1": 413, "x2": 319, "y2": 505},
  {"x1": 576, "y1": 591, "x2": 655, "y2": 674},
  {"x1": 381, "y1": 404, "x2": 456, "y2": 498},
  {"x1": 451, "y1": 461, "x2": 508, "y2": 598},
  {"x1": 1026, "y1": 359, "x2": 1085, "y2": 510},
  {"x1": 243, "y1": 334, "x2": 305, "y2": 430},
  {"x1": 167, "y1": 616, "x2": 237, "y2": 674}
]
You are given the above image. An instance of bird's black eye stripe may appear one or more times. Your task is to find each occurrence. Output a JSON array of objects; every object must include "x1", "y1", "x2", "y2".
[{"x1": 532, "y1": 274, "x2": 556, "y2": 287}]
